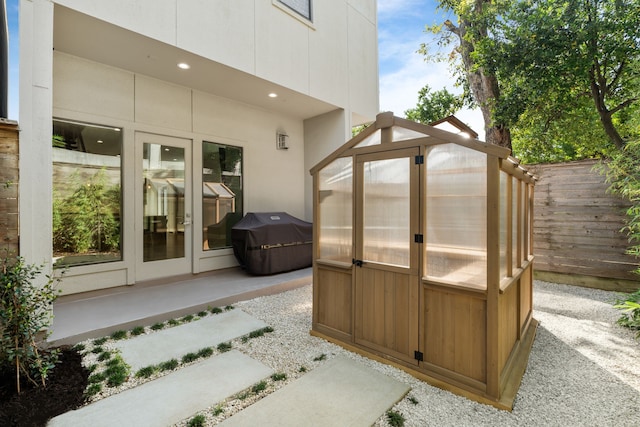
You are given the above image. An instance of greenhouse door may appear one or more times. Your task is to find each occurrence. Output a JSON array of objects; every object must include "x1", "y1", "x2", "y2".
[
  {"x1": 135, "y1": 133, "x2": 193, "y2": 281},
  {"x1": 353, "y1": 148, "x2": 421, "y2": 365}
]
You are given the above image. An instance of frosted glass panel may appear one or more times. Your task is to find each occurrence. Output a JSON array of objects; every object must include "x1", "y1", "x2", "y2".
[
  {"x1": 425, "y1": 144, "x2": 487, "y2": 288},
  {"x1": 392, "y1": 126, "x2": 428, "y2": 142},
  {"x1": 500, "y1": 172, "x2": 508, "y2": 279},
  {"x1": 363, "y1": 157, "x2": 410, "y2": 267},
  {"x1": 354, "y1": 129, "x2": 381, "y2": 148},
  {"x1": 318, "y1": 158, "x2": 352, "y2": 262},
  {"x1": 512, "y1": 177, "x2": 519, "y2": 268}
]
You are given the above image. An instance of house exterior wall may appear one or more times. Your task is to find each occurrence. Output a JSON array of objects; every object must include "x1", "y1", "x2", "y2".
[{"x1": 20, "y1": 0, "x2": 378, "y2": 294}]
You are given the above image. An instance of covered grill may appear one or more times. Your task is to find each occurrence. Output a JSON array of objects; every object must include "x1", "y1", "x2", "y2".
[{"x1": 231, "y1": 212, "x2": 312, "y2": 275}]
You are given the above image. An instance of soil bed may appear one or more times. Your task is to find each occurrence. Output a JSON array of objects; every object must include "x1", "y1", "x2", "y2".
[{"x1": 0, "y1": 347, "x2": 88, "y2": 427}]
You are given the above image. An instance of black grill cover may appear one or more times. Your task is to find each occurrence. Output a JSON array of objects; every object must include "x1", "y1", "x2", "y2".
[{"x1": 231, "y1": 212, "x2": 312, "y2": 275}]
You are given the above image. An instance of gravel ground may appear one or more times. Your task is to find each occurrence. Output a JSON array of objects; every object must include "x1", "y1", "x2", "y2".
[
  {"x1": 80, "y1": 280, "x2": 640, "y2": 426},
  {"x1": 207, "y1": 280, "x2": 639, "y2": 426}
]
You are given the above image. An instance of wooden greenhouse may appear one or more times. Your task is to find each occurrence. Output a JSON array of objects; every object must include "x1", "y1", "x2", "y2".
[{"x1": 310, "y1": 112, "x2": 537, "y2": 410}]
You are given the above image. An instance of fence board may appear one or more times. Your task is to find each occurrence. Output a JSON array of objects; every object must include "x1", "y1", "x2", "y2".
[
  {"x1": 528, "y1": 160, "x2": 639, "y2": 285},
  {"x1": 0, "y1": 121, "x2": 19, "y2": 254}
]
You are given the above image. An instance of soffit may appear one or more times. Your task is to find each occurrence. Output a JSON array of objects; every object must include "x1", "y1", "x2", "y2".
[{"x1": 53, "y1": 5, "x2": 337, "y2": 120}]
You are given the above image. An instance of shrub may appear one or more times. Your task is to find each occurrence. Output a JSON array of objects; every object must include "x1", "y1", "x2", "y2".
[
  {"x1": 217, "y1": 342, "x2": 232, "y2": 353},
  {"x1": 158, "y1": 359, "x2": 179, "y2": 371},
  {"x1": 271, "y1": 373, "x2": 287, "y2": 382},
  {"x1": 131, "y1": 326, "x2": 145, "y2": 336},
  {"x1": 151, "y1": 322, "x2": 165, "y2": 331},
  {"x1": 187, "y1": 414, "x2": 206, "y2": 427},
  {"x1": 0, "y1": 255, "x2": 60, "y2": 393},
  {"x1": 110, "y1": 330, "x2": 127, "y2": 340},
  {"x1": 252, "y1": 380, "x2": 267, "y2": 393},
  {"x1": 182, "y1": 352, "x2": 199, "y2": 364},
  {"x1": 386, "y1": 410, "x2": 405, "y2": 427},
  {"x1": 615, "y1": 289, "x2": 640, "y2": 337},
  {"x1": 135, "y1": 366, "x2": 157, "y2": 379}
]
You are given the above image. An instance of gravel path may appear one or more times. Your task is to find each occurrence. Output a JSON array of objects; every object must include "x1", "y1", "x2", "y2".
[{"x1": 214, "y1": 280, "x2": 639, "y2": 427}]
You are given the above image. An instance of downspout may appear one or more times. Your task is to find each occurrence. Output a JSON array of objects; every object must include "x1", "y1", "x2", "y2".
[{"x1": 0, "y1": 0, "x2": 8, "y2": 119}]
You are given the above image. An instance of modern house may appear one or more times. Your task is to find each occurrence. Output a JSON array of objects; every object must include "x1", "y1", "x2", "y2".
[{"x1": 19, "y1": 0, "x2": 378, "y2": 295}]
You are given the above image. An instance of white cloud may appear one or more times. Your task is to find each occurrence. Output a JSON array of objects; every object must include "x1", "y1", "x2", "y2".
[{"x1": 377, "y1": 0, "x2": 486, "y2": 139}]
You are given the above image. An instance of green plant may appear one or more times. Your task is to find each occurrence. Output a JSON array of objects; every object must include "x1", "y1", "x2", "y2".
[
  {"x1": 159, "y1": 359, "x2": 179, "y2": 371},
  {"x1": 0, "y1": 255, "x2": 61, "y2": 393},
  {"x1": 236, "y1": 391, "x2": 249, "y2": 400},
  {"x1": 386, "y1": 410, "x2": 405, "y2": 427},
  {"x1": 136, "y1": 365, "x2": 157, "y2": 379},
  {"x1": 224, "y1": 305, "x2": 234, "y2": 311},
  {"x1": 248, "y1": 329, "x2": 264, "y2": 339},
  {"x1": 85, "y1": 382, "x2": 102, "y2": 397},
  {"x1": 615, "y1": 289, "x2": 640, "y2": 337},
  {"x1": 252, "y1": 380, "x2": 267, "y2": 393},
  {"x1": 97, "y1": 351, "x2": 112, "y2": 362},
  {"x1": 182, "y1": 352, "x2": 199, "y2": 364},
  {"x1": 87, "y1": 364, "x2": 98, "y2": 374},
  {"x1": 110, "y1": 330, "x2": 127, "y2": 340},
  {"x1": 151, "y1": 322, "x2": 165, "y2": 331},
  {"x1": 298, "y1": 366, "x2": 307, "y2": 373},
  {"x1": 104, "y1": 354, "x2": 130, "y2": 387},
  {"x1": 210, "y1": 307, "x2": 223, "y2": 314},
  {"x1": 88, "y1": 372, "x2": 106, "y2": 384},
  {"x1": 217, "y1": 342, "x2": 232, "y2": 353},
  {"x1": 91, "y1": 346, "x2": 104, "y2": 355},
  {"x1": 313, "y1": 353, "x2": 326, "y2": 362},
  {"x1": 271, "y1": 373, "x2": 287, "y2": 382},
  {"x1": 168, "y1": 318, "x2": 180, "y2": 326},
  {"x1": 73, "y1": 343, "x2": 86, "y2": 353},
  {"x1": 262, "y1": 326, "x2": 274, "y2": 333},
  {"x1": 181, "y1": 314, "x2": 194, "y2": 323},
  {"x1": 197, "y1": 347, "x2": 214, "y2": 358},
  {"x1": 212, "y1": 404, "x2": 224, "y2": 416},
  {"x1": 93, "y1": 337, "x2": 108, "y2": 346},
  {"x1": 197, "y1": 311, "x2": 208, "y2": 318},
  {"x1": 131, "y1": 326, "x2": 145, "y2": 336},
  {"x1": 408, "y1": 396, "x2": 419, "y2": 405},
  {"x1": 186, "y1": 414, "x2": 206, "y2": 427}
]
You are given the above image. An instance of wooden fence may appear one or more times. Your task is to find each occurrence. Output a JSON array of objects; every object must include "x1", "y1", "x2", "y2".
[
  {"x1": 528, "y1": 159, "x2": 639, "y2": 292},
  {"x1": 0, "y1": 119, "x2": 19, "y2": 254}
]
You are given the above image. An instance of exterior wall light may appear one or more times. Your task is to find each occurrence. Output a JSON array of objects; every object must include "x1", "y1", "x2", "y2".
[{"x1": 276, "y1": 132, "x2": 289, "y2": 150}]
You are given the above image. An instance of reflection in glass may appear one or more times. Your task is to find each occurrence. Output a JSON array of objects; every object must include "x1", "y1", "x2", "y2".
[
  {"x1": 202, "y1": 142, "x2": 243, "y2": 250},
  {"x1": 363, "y1": 157, "x2": 410, "y2": 267},
  {"x1": 143, "y1": 143, "x2": 185, "y2": 262},
  {"x1": 52, "y1": 119, "x2": 122, "y2": 267}
]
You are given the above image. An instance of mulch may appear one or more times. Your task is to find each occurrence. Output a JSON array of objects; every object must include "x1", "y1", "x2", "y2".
[{"x1": 0, "y1": 347, "x2": 89, "y2": 427}]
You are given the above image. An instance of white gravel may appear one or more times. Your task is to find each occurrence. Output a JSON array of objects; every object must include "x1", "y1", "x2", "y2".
[
  {"x1": 82, "y1": 280, "x2": 640, "y2": 426},
  {"x1": 226, "y1": 280, "x2": 639, "y2": 426}
]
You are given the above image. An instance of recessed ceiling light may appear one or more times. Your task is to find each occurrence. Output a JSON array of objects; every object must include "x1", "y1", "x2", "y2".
[
  {"x1": 165, "y1": 148, "x2": 170, "y2": 151},
  {"x1": 268, "y1": 93, "x2": 278, "y2": 98},
  {"x1": 97, "y1": 140, "x2": 104, "y2": 144},
  {"x1": 177, "y1": 62, "x2": 190, "y2": 70}
]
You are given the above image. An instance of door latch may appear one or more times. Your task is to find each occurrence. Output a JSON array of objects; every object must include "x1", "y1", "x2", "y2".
[{"x1": 352, "y1": 258, "x2": 365, "y2": 267}]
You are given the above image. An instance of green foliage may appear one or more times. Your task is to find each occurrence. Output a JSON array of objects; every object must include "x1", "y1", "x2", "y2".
[
  {"x1": 168, "y1": 319, "x2": 180, "y2": 326},
  {"x1": 600, "y1": 139, "x2": 640, "y2": 275},
  {"x1": 271, "y1": 373, "x2": 287, "y2": 382},
  {"x1": 210, "y1": 307, "x2": 223, "y2": 314},
  {"x1": 252, "y1": 380, "x2": 267, "y2": 393},
  {"x1": 186, "y1": 414, "x2": 206, "y2": 427},
  {"x1": 135, "y1": 365, "x2": 157, "y2": 379},
  {"x1": 197, "y1": 347, "x2": 214, "y2": 358},
  {"x1": 104, "y1": 354, "x2": 129, "y2": 387},
  {"x1": 404, "y1": 85, "x2": 464, "y2": 125},
  {"x1": 52, "y1": 170, "x2": 120, "y2": 257},
  {"x1": 151, "y1": 322, "x2": 165, "y2": 331},
  {"x1": 181, "y1": 314, "x2": 194, "y2": 322},
  {"x1": 93, "y1": 337, "x2": 108, "y2": 346},
  {"x1": 181, "y1": 352, "x2": 199, "y2": 364},
  {"x1": 386, "y1": 410, "x2": 406, "y2": 427},
  {"x1": 212, "y1": 404, "x2": 224, "y2": 416},
  {"x1": 0, "y1": 255, "x2": 60, "y2": 393},
  {"x1": 158, "y1": 359, "x2": 179, "y2": 371},
  {"x1": 313, "y1": 353, "x2": 326, "y2": 362},
  {"x1": 110, "y1": 330, "x2": 128, "y2": 340},
  {"x1": 131, "y1": 326, "x2": 145, "y2": 336},
  {"x1": 91, "y1": 346, "x2": 104, "y2": 354},
  {"x1": 97, "y1": 351, "x2": 112, "y2": 362},
  {"x1": 85, "y1": 382, "x2": 102, "y2": 397},
  {"x1": 224, "y1": 305, "x2": 234, "y2": 311},
  {"x1": 614, "y1": 289, "x2": 640, "y2": 337},
  {"x1": 298, "y1": 366, "x2": 307, "y2": 373},
  {"x1": 217, "y1": 342, "x2": 232, "y2": 353},
  {"x1": 197, "y1": 311, "x2": 208, "y2": 318},
  {"x1": 88, "y1": 372, "x2": 106, "y2": 384},
  {"x1": 408, "y1": 396, "x2": 419, "y2": 405}
]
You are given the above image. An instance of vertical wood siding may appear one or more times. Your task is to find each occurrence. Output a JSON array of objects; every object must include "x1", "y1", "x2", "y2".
[{"x1": 0, "y1": 120, "x2": 19, "y2": 254}]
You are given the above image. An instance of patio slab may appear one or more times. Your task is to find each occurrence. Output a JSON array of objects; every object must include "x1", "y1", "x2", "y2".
[
  {"x1": 48, "y1": 350, "x2": 272, "y2": 427},
  {"x1": 220, "y1": 356, "x2": 411, "y2": 427},
  {"x1": 114, "y1": 309, "x2": 268, "y2": 372}
]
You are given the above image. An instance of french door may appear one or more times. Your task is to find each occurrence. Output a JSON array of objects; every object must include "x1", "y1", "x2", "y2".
[
  {"x1": 135, "y1": 133, "x2": 192, "y2": 281},
  {"x1": 353, "y1": 148, "x2": 421, "y2": 365}
]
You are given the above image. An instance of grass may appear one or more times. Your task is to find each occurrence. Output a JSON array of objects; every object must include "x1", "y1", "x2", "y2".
[
  {"x1": 182, "y1": 352, "x2": 200, "y2": 364},
  {"x1": 131, "y1": 326, "x2": 145, "y2": 336},
  {"x1": 408, "y1": 396, "x2": 419, "y2": 405},
  {"x1": 197, "y1": 310, "x2": 208, "y2": 317},
  {"x1": 212, "y1": 404, "x2": 224, "y2": 416},
  {"x1": 217, "y1": 342, "x2": 232, "y2": 353},
  {"x1": 135, "y1": 366, "x2": 157, "y2": 379},
  {"x1": 298, "y1": 366, "x2": 307, "y2": 373},
  {"x1": 104, "y1": 355, "x2": 130, "y2": 387},
  {"x1": 110, "y1": 330, "x2": 128, "y2": 340},
  {"x1": 91, "y1": 346, "x2": 104, "y2": 355},
  {"x1": 271, "y1": 373, "x2": 287, "y2": 381},
  {"x1": 186, "y1": 414, "x2": 206, "y2": 427},
  {"x1": 93, "y1": 337, "x2": 108, "y2": 346},
  {"x1": 159, "y1": 359, "x2": 179, "y2": 371},
  {"x1": 386, "y1": 410, "x2": 405, "y2": 427},
  {"x1": 252, "y1": 380, "x2": 267, "y2": 393},
  {"x1": 197, "y1": 347, "x2": 214, "y2": 358},
  {"x1": 85, "y1": 383, "x2": 102, "y2": 397},
  {"x1": 168, "y1": 318, "x2": 180, "y2": 326},
  {"x1": 151, "y1": 322, "x2": 165, "y2": 331},
  {"x1": 181, "y1": 314, "x2": 195, "y2": 323},
  {"x1": 225, "y1": 305, "x2": 234, "y2": 311},
  {"x1": 210, "y1": 307, "x2": 223, "y2": 314},
  {"x1": 97, "y1": 351, "x2": 112, "y2": 362},
  {"x1": 88, "y1": 372, "x2": 106, "y2": 384},
  {"x1": 313, "y1": 353, "x2": 326, "y2": 362}
]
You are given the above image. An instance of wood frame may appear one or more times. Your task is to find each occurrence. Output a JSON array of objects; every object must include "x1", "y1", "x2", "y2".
[{"x1": 310, "y1": 112, "x2": 537, "y2": 410}]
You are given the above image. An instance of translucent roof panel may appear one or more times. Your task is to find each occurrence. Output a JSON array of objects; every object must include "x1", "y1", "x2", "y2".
[
  {"x1": 353, "y1": 129, "x2": 381, "y2": 148},
  {"x1": 392, "y1": 126, "x2": 429, "y2": 142},
  {"x1": 203, "y1": 182, "x2": 235, "y2": 198}
]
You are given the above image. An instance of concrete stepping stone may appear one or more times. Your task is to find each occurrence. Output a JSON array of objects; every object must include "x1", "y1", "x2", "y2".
[
  {"x1": 48, "y1": 350, "x2": 272, "y2": 427},
  {"x1": 220, "y1": 356, "x2": 410, "y2": 426},
  {"x1": 113, "y1": 309, "x2": 267, "y2": 372}
]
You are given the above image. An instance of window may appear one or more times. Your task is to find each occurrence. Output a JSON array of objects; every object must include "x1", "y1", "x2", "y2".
[
  {"x1": 318, "y1": 157, "x2": 352, "y2": 263},
  {"x1": 202, "y1": 142, "x2": 243, "y2": 250},
  {"x1": 52, "y1": 119, "x2": 122, "y2": 267},
  {"x1": 278, "y1": 0, "x2": 312, "y2": 21}
]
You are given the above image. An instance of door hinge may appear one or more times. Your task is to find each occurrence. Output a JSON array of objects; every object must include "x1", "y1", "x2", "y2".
[
  {"x1": 415, "y1": 155, "x2": 424, "y2": 165},
  {"x1": 414, "y1": 234, "x2": 423, "y2": 243},
  {"x1": 414, "y1": 350, "x2": 424, "y2": 361}
]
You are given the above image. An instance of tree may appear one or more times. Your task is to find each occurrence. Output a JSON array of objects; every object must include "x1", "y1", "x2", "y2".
[
  {"x1": 423, "y1": 0, "x2": 513, "y2": 149},
  {"x1": 404, "y1": 85, "x2": 463, "y2": 124},
  {"x1": 487, "y1": 0, "x2": 640, "y2": 151}
]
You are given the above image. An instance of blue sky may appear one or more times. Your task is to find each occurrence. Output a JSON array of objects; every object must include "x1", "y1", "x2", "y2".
[{"x1": 4, "y1": 0, "x2": 483, "y2": 136}]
